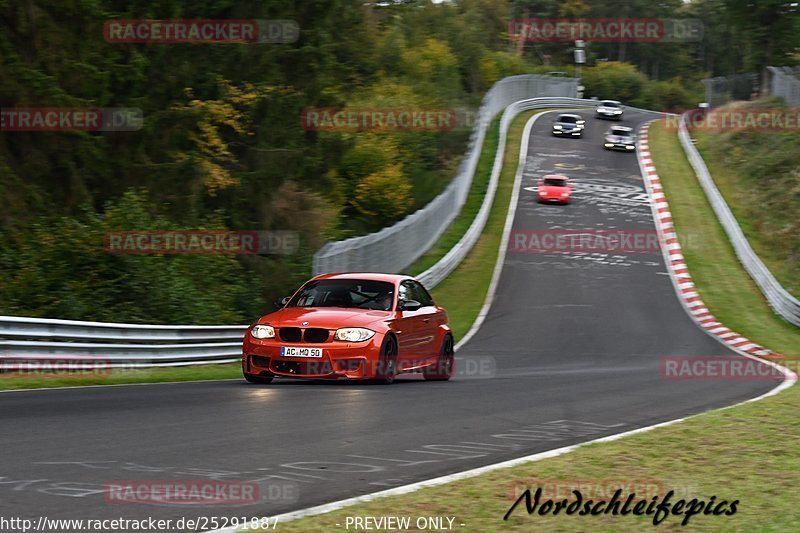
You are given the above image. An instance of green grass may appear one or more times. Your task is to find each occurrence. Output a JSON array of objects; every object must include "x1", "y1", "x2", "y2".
[
  {"x1": 0, "y1": 362, "x2": 242, "y2": 391},
  {"x1": 690, "y1": 101, "x2": 799, "y2": 297},
  {"x1": 246, "y1": 117, "x2": 800, "y2": 532}
]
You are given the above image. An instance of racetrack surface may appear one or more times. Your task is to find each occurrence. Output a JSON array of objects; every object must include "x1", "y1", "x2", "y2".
[{"x1": 0, "y1": 110, "x2": 778, "y2": 525}]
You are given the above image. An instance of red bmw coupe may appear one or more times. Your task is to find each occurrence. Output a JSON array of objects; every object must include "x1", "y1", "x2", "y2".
[{"x1": 242, "y1": 273, "x2": 454, "y2": 384}]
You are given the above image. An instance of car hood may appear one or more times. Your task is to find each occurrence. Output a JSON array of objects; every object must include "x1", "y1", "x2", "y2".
[{"x1": 259, "y1": 306, "x2": 393, "y2": 329}]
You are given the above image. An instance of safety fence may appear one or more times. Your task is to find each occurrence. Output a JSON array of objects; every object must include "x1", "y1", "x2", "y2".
[{"x1": 677, "y1": 113, "x2": 800, "y2": 327}]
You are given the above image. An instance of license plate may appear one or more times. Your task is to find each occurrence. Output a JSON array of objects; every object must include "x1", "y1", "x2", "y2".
[{"x1": 280, "y1": 346, "x2": 323, "y2": 358}]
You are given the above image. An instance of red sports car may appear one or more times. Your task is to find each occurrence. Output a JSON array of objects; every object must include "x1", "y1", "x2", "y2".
[
  {"x1": 242, "y1": 273, "x2": 454, "y2": 384},
  {"x1": 537, "y1": 174, "x2": 572, "y2": 204}
]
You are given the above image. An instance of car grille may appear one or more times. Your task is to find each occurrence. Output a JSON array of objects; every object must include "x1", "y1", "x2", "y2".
[
  {"x1": 278, "y1": 327, "x2": 331, "y2": 343},
  {"x1": 303, "y1": 328, "x2": 330, "y2": 343},
  {"x1": 279, "y1": 327, "x2": 302, "y2": 342}
]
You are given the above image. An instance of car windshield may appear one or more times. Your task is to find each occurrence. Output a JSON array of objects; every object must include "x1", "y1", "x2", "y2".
[
  {"x1": 288, "y1": 279, "x2": 395, "y2": 311},
  {"x1": 543, "y1": 178, "x2": 568, "y2": 187},
  {"x1": 602, "y1": 101, "x2": 619, "y2": 107},
  {"x1": 558, "y1": 115, "x2": 578, "y2": 123},
  {"x1": 610, "y1": 128, "x2": 632, "y2": 137}
]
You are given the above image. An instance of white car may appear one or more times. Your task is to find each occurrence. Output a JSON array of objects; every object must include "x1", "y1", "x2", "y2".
[
  {"x1": 596, "y1": 100, "x2": 624, "y2": 121},
  {"x1": 604, "y1": 126, "x2": 636, "y2": 151}
]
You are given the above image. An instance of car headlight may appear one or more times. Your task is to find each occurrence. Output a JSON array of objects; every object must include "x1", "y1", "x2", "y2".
[
  {"x1": 251, "y1": 325, "x2": 275, "y2": 339},
  {"x1": 561, "y1": 192, "x2": 568, "y2": 197},
  {"x1": 334, "y1": 328, "x2": 376, "y2": 342},
  {"x1": 553, "y1": 125, "x2": 562, "y2": 129},
  {"x1": 604, "y1": 143, "x2": 614, "y2": 147},
  {"x1": 538, "y1": 190, "x2": 547, "y2": 195},
  {"x1": 614, "y1": 110, "x2": 622, "y2": 114}
]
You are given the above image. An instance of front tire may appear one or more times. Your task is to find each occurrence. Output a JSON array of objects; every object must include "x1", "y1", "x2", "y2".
[
  {"x1": 424, "y1": 335, "x2": 454, "y2": 381},
  {"x1": 374, "y1": 335, "x2": 398, "y2": 384}
]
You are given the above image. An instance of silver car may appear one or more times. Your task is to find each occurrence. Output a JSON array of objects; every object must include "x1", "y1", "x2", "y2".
[
  {"x1": 596, "y1": 100, "x2": 624, "y2": 120},
  {"x1": 604, "y1": 126, "x2": 636, "y2": 151}
]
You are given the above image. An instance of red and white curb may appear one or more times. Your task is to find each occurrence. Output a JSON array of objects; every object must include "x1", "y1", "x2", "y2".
[{"x1": 637, "y1": 121, "x2": 796, "y2": 377}]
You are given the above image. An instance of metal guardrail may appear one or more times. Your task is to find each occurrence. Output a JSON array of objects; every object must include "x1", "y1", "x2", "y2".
[
  {"x1": 677, "y1": 113, "x2": 800, "y2": 327},
  {"x1": 0, "y1": 316, "x2": 246, "y2": 367},
  {"x1": 312, "y1": 74, "x2": 578, "y2": 276}
]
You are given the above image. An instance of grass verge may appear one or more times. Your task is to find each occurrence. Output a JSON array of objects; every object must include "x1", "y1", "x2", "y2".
[
  {"x1": 0, "y1": 362, "x2": 242, "y2": 391},
  {"x1": 249, "y1": 118, "x2": 799, "y2": 531}
]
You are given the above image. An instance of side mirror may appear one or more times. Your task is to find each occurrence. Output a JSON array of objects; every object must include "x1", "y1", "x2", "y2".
[
  {"x1": 274, "y1": 296, "x2": 291, "y2": 309},
  {"x1": 399, "y1": 300, "x2": 422, "y2": 312}
]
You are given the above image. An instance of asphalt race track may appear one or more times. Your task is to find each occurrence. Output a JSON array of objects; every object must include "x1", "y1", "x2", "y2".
[{"x1": 0, "y1": 109, "x2": 779, "y2": 526}]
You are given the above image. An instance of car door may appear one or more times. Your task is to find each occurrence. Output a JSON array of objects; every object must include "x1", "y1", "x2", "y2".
[
  {"x1": 395, "y1": 280, "x2": 427, "y2": 367},
  {"x1": 410, "y1": 280, "x2": 443, "y2": 360}
]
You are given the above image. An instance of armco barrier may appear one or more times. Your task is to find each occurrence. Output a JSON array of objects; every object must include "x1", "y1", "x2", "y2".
[
  {"x1": 677, "y1": 113, "x2": 800, "y2": 326},
  {"x1": 0, "y1": 316, "x2": 246, "y2": 367},
  {"x1": 312, "y1": 74, "x2": 578, "y2": 277}
]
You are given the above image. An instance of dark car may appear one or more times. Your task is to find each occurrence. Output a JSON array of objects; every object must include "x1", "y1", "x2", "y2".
[
  {"x1": 603, "y1": 126, "x2": 636, "y2": 151},
  {"x1": 552, "y1": 113, "x2": 586, "y2": 137}
]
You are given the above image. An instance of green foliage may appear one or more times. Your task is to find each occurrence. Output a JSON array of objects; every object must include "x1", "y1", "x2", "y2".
[{"x1": 0, "y1": 190, "x2": 255, "y2": 323}]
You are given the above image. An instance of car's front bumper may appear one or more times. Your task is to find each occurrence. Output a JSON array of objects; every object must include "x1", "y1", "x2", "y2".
[
  {"x1": 596, "y1": 111, "x2": 623, "y2": 120},
  {"x1": 604, "y1": 142, "x2": 635, "y2": 151},
  {"x1": 553, "y1": 128, "x2": 582, "y2": 136},
  {"x1": 242, "y1": 335, "x2": 384, "y2": 380}
]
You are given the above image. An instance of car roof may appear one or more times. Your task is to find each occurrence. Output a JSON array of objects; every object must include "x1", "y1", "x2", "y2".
[
  {"x1": 556, "y1": 113, "x2": 582, "y2": 120},
  {"x1": 542, "y1": 174, "x2": 570, "y2": 180},
  {"x1": 311, "y1": 272, "x2": 411, "y2": 284},
  {"x1": 608, "y1": 126, "x2": 634, "y2": 132}
]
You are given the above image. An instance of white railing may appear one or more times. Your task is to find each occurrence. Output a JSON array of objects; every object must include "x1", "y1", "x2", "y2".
[
  {"x1": 678, "y1": 113, "x2": 800, "y2": 326},
  {"x1": 0, "y1": 316, "x2": 246, "y2": 367}
]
